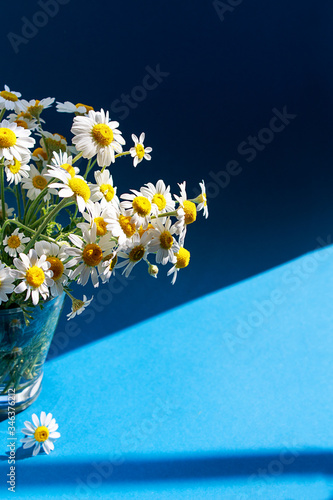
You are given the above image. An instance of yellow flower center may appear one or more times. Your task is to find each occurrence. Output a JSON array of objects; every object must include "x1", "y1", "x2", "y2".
[
  {"x1": 198, "y1": 193, "x2": 207, "y2": 206},
  {"x1": 7, "y1": 235, "x2": 21, "y2": 249},
  {"x1": 32, "y1": 175, "x2": 47, "y2": 190},
  {"x1": 160, "y1": 231, "x2": 173, "y2": 250},
  {"x1": 138, "y1": 223, "x2": 154, "y2": 237},
  {"x1": 91, "y1": 124, "x2": 113, "y2": 147},
  {"x1": 0, "y1": 128, "x2": 17, "y2": 148},
  {"x1": 119, "y1": 215, "x2": 136, "y2": 238},
  {"x1": 132, "y1": 196, "x2": 151, "y2": 217},
  {"x1": 183, "y1": 200, "x2": 197, "y2": 225},
  {"x1": 103, "y1": 253, "x2": 118, "y2": 271},
  {"x1": 152, "y1": 193, "x2": 166, "y2": 211},
  {"x1": 135, "y1": 144, "x2": 145, "y2": 160},
  {"x1": 68, "y1": 177, "x2": 91, "y2": 202},
  {"x1": 60, "y1": 163, "x2": 75, "y2": 177},
  {"x1": 99, "y1": 183, "x2": 114, "y2": 202},
  {"x1": 129, "y1": 244, "x2": 145, "y2": 262},
  {"x1": 27, "y1": 100, "x2": 43, "y2": 118},
  {"x1": 34, "y1": 426, "x2": 49, "y2": 442},
  {"x1": 75, "y1": 103, "x2": 94, "y2": 114},
  {"x1": 82, "y1": 243, "x2": 103, "y2": 267},
  {"x1": 33, "y1": 147, "x2": 48, "y2": 160},
  {"x1": 94, "y1": 217, "x2": 107, "y2": 236},
  {"x1": 8, "y1": 159, "x2": 22, "y2": 174},
  {"x1": 15, "y1": 119, "x2": 28, "y2": 129},
  {"x1": 18, "y1": 111, "x2": 33, "y2": 120},
  {"x1": 25, "y1": 266, "x2": 45, "y2": 288},
  {"x1": 175, "y1": 247, "x2": 190, "y2": 269},
  {"x1": 47, "y1": 256, "x2": 64, "y2": 281},
  {"x1": 0, "y1": 90, "x2": 18, "y2": 102}
]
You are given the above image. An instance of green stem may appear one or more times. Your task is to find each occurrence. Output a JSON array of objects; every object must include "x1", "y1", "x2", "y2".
[
  {"x1": 151, "y1": 210, "x2": 178, "y2": 219},
  {"x1": 0, "y1": 218, "x2": 57, "y2": 244},
  {"x1": 0, "y1": 161, "x2": 6, "y2": 224},
  {"x1": 83, "y1": 158, "x2": 97, "y2": 179},
  {"x1": 15, "y1": 185, "x2": 22, "y2": 220},
  {"x1": 115, "y1": 151, "x2": 131, "y2": 159},
  {"x1": 72, "y1": 151, "x2": 83, "y2": 164},
  {"x1": 0, "y1": 108, "x2": 6, "y2": 121}
]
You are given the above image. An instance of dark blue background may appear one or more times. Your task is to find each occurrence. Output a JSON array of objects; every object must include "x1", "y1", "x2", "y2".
[{"x1": 2, "y1": 0, "x2": 333, "y2": 353}]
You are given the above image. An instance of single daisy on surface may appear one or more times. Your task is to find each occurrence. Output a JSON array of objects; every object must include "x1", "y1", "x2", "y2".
[
  {"x1": 77, "y1": 201, "x2": 111, "y2": 237},
  {"x1": 116, "y1": 231, "x2": 152, "y2": 278},
  {"x1": 48, "y1": 168, "x2": 92, "y2": 213},
  {"x1": 149, "y1": 218, "x2": 179, "y2": 266},
  {"x1": 0, "y1": 264, "x2": 16, "y2": 305},
  {"x1": 13, "y1": 249, "x2": 54, "y2": 305},
  {"x1": 0, "y1": 85, "x2": 23, "y2": 112},
  {"x1": 3, "y1": 228, "x2": 30, "y2": 257},
  {"x1": 20, "y1": 97, "x2": 55, "y2": 119},
  {"x1": 90, "y1": 169, "x2": 118, "y2": 207},
  {"x1": 191, "y1": 180, "x2": 208, "y2": 219},
  {"x1": 0, "y1": 200, "x2": 14, "y2": 220},
  {"x1": 120, "y1": 190, "x2": 153, "y2": 229},
  {"x1": 71, "y1": 108, "x2": 125, "y2": 167},
  {"x1": 174, "y1": 181, "x2": 197, "y2": 245},
  {"x1": 20, "y1": 412, "x2": 60, "y2": 456},
  {"x1": 48, "y1": 150, "x2": 79, "y2": 178},
  {"x1": 4, "y1": 154, "x2": 30, "y2": 185},
  {"x1": 67, "y1": 294, "x2": 94, "y2": 320},
  {"x1": 140, "y1": 179, "x2": 175, "y2": 215},
  {"x1": 130, "y1": 133, "x2": 152, "y2": 167},
  {"x1": 56, "y1": 101, "x2": 94, "y2": 115},
  {"x1": 35, "y1": 241, "x2": 72, "y2": 297},
  {"x1": 65, "y1": 224, "x2": 115, "y2": 287},
  {"x1": 0, "y1": 120, "x2": 35, "y2": 162},
  {"x1": 105, "y1": 204, "x2": 137, "y2": 246},
  {"x1": 22, "y1": 165, "x2": 57, "y2": 202},
  {"x1": 167, "y1": 247, "x2": 191, "y2": 285}
]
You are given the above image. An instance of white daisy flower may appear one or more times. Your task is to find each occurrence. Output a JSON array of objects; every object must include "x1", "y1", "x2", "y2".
[
  {"x1": 0, "y1": 200, "x2": 14, "y2": 220},
  {"x1": 77, "y1": 201, "x2": 112, "y2": 237},
  {"x1": 34, "y1": 241, "x2": 72, "y2": 297},
  {"x1": 38, "y1": 131, "x2": 69, "y2": 157},
  {"x1": 0, "y1": 120, "x2": 35, "y2": 162},
  {"x1": 149, "y1": 218, "x2": 179, "y2": 265},
  {"x1": 20, "y1": 97, "x2": 55, "y2": 118},
  {"x1": 7, "y1": 111, "x2": 38, "y2": 131},
  {"x1": 3, "y1": 228, "x2": 30, "y2": 257},
  {"x1": 141, "y1": 179, "x2": 175, "y2": 215},
  {"x1": 47, "y1": 168, "x2": 92, "y2": 213},
  {"x1": 191, "y1": 180, "x2": 208, "y2": 219},
  {"x1": 130, "y1": 133, "x2": 152, "y2": 167},
  {"x1": 71, "y1": 108, "x2": 125, "y2": 167},
  {"x1": 56, "y1": 101, "x2": 94, "y2": 115},
  {"x1": 65, "y1": 224, "x2": 115, "y2": 287},
  {"x1": 67, "y1": 295, "x2": 94, "y2": 320},
  {"x1": 20, "y1": 412, "x2": 60, "y2": 456},
  {"x1": 105, "y1": 204, "x2": 137, "y2": 246},
  {"x1": 48, "y1": 150, "x2": 79, "y2": 178},
  {"x1": 173, "y1": 181, "x2": 197, "y2": 245},
  {"x1": 116, "y1": 232, "x2": 152, "y2": 278},
  {"x1": 32, "y1": 146, "x2": 48, "y2": 163},
  {"x1": 4, "y1": 154, "x2": 30, "y2": 185},
  {"x1": 167, "y1": 247, "x2": 191, "y2": 285},
  {"x1": 0, "y1": 263, "x2": 16, "y2": 304},
  {"x1": 22, "y1": 165, "x2": 57, "y2": 202},
  {"x1": 90, "y1": 169, "x2": 118, "y2": 207},
  {"x1": 101, "y1": 250, "x2": 119, "y2": 283},
  {"x1": 13, "y1": 249, "x2": 54, "y2": 305},
  {"x1": 0, "y1": 85, "x2": 23, "y2": 113},
  {"x1": 120, "y1": 190, "x2": 153, "y2": 229}
]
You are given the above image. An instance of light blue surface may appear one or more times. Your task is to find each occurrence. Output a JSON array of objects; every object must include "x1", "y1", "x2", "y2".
[{"x1": 1, "y1": 245, "x2": 333, "y2": 499}]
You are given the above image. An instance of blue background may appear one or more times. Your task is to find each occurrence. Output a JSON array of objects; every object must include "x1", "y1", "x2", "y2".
[{"x1": 1, "y1": 0, "x2": 333, "y2": 498}]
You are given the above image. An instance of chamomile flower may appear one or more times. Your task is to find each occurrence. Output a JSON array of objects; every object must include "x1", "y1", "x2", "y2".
[
  {"x1": 141, "y1": 180, "x2": 175, "y2": 215},
  {"x1": 77, "y1": 201, "x2": 111, "y2": 237},
  {"x1": 22, "y1": 165, "x2": 57, "y2": 202},
  {"x1": 120, "y1": 190, "x2": 153, "y2": 229},
  {"x1": 32, "y1": 146, "x2": 48, "y2": 162},
  {"x1": 67, "y1": 295, "x2": 94, "y2": 320},
  {"x1": 0, "y1": 200, "x2": 14, "y2": 219},
  {"x1": 65, "y1": 224, "x2": 115, "y2": 287},
  {"x1": 167, "y1": 247, "x2": 191, "y2": 285},
  {"x1": 56, "y1": 101, "x2": 94, "y2": 115},
  {"x1": 174, "y1": 181, "x2": 197, "y2": 245},
  {"x1": 71, "y1": 108, "x2": 125, "y2": 167},
  {"x1": 101, "y1": 250, "x2": 118, "y2": 283},
  {"x1": 39, "y1": 131, "x2": 67, "y2": 155},
  {"x1": 48, "y1": 169, "x2": 92, "y2": 213},
  {"x1": 35, "y1": 241, "x2": 72, "y2": 297},
  {"x1": 0, "y1": 263, "x2": 16, "y2": 304},
  {"x1": 20, "y1": 98, "x2": 55, "y2": 118},
  {"x1": 20, "y1": 412, "x2": 60, "y2": 456},
  {"x1": 130, "y1": 133, "x2": 152, "y2": 167},
  {"x1": 105, "y1": 204, "x2": 137, "y2": 246},
  {"x1": 149, "y1": 218, "x2": 179, "y2": 265},
  {"x1": 90, "y1": 169, "x2": 118, "y2": 207},
  {"x1": 4, "y1": 154, "x2": 30, "y2": 185},
  {"x1": 0, "y1": 120, "x2": 35, "y2": 162},
  {"x1": 48, "y1": 150, "x2": 80, "y2": 178},
  {"x1": 0, "y1": 85, "x2": 23, "y2": 112},
  {"x1": 3, "y1": 228, "x2": 30, "y2": 257},
  {"x1": 13, "y1": 249, "x2": 54, "y2": 305},
  {"x1": 191, "y1": 180, "x2": 208, "y2": 219},
  {"x1": 7, "y1": 112, "x2": 38, "y2": 131},
  {"x1": 116, "y1": 232, "x2": 152, "y2": 278}
]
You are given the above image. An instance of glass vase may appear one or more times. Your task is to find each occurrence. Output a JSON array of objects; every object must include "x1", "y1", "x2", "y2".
[{"x1": 0, "y1": 293, "x2": 65, "y2": 414}]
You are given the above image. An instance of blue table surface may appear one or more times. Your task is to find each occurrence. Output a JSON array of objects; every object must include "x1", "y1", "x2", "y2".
[{"x1": 1, "y1": 245, "x2": 333, "y2": 500}]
